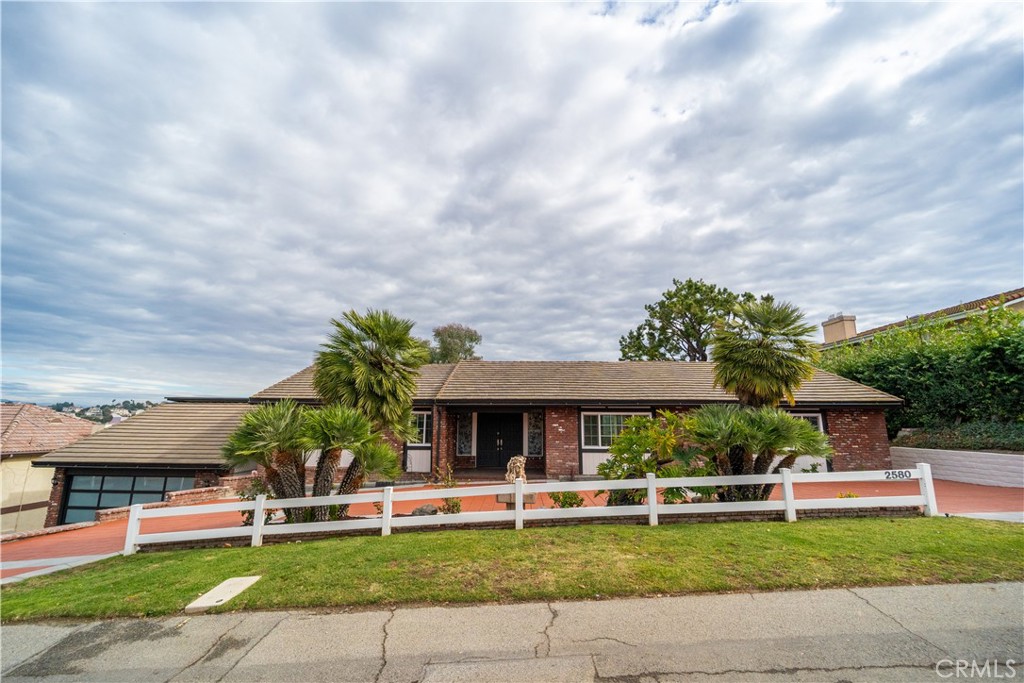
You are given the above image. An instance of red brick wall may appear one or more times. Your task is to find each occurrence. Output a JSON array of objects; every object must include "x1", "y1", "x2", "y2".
[
  {"x1": 544, "y1": 407, "x2": 579, "y2": 479},
  {"x1": 435, "y1": 406, "x2": 456, "y2": 473},
  {"x1": 43, "y1": 467, "x2": 67, "y2": 527},
  {"x1": 194, "y1": 471, "x2": 222, "y2": 488},
  {"x1": 825, "y1": 408, "x2": 892, "y2": 470}
]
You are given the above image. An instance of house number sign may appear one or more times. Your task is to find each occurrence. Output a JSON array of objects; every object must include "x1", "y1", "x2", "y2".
[{"x1": 883, "y1": 470, "x2": 914, "y2": 480}]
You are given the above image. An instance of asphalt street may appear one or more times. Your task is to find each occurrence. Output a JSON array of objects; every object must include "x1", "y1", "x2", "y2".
[{"x1": 2, "y1": 582, "x2": 1022, "y2": 682}]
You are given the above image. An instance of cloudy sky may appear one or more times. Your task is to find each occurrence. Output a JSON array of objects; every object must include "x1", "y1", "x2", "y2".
[{"x1": 2, "y1": 1, "x2": 1022, "y2": 406}]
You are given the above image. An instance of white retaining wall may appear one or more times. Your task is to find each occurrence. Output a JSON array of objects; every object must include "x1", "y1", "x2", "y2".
[{"x1": 890, "y1": 447, "x2": 1024, "y2": 488}]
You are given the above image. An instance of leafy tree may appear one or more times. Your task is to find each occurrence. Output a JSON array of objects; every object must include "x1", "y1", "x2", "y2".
[
  {"x1": 222, "y1": 400, "x2": 308, "y2": 522},
  {"x1": 313, "y1": 309, "x2": 428, "y2": 497},
  {"x1": 820, "y1": 305, "x2": 1024, "y2": 437},
  {"x1": 619, "y1": 279, "x2": 755, "y2": 361},
  {"x1": 428, "y1": 323, "x2": 482, "y2": 363},
  {"x1": 712, "y1": 298, "x2": 819, "y2": 407}
]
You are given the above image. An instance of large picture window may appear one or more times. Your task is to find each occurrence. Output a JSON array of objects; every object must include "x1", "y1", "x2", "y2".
[
  {"x1": 581, "y1": 412, "x2": 648, "y2": 448},
  {"x1": 411, "y1": 411, "x2": 433, "y2": 446}
]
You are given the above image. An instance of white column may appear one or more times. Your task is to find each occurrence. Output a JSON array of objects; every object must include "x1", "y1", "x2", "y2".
[
  {"x1": 780, "y1": 468, "x2": 797, "y2": 522},
  {"x1": 917, "y1": 463, "x2": 939, "y2": 517},
  {"x1": 123, "y1": 504, "x2": 143, "y2": 556},
  {"x1": 646, "y1": 472, "x2": 659, "y2": 526},
  {"x1": 382, "y1": 487, "x2": 394, "y2": 536},
  {"x1": 515, "y1": 477, "x2": 524, "y2": 530},
  {"x1": 251, "y1": 494, "x2": 266, "y2": 547}
]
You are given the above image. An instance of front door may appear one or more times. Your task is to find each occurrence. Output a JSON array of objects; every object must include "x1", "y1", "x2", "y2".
[{"x1": 475, "y1": 412, "x2": 523, "y2": 469}]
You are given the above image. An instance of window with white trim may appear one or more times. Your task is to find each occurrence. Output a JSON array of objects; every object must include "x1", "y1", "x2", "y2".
[
  {"x1": 790, "y1": 413, "x2": 824, "y2": 432},
  {"x1": 581, "y1": 412, "x2": 648, "y2": 448},
  {"x1": 411, "y1": 411, "x2": 433, "y2": 446}
]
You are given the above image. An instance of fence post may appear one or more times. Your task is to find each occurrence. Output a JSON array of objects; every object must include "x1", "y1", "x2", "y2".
[
  {"x1": 382, "y1": 487, "x2": 394, "y2": 536},
  {"x1": 251, "y1": 494, "x2": 266, "y2": 547},
  {"x1": 515, "y1": 478, "x2": 524, "y2": 530},
  {"x1": 646, "y1": 473, "x2": 659, "y2": 526},
  {"x1": 917, "y1": 463, "x2": 939, "y2": 517},
  {"x1": 123, "y1": 504, "x2": 143, "y2": 556},
  {"x1": 780, "y1": 468, "x2": 797, "y2": 522}
]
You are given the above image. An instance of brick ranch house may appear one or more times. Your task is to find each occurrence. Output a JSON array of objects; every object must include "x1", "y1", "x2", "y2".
[{"x1": 36, "y1": 360, "x2": 900, "y2": 527}]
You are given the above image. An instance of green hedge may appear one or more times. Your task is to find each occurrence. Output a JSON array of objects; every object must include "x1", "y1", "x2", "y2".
[
  {"x1": 820, "y1": 306, "x2": 1024, "y2": 438},
  {"x1": 892, "y1": 422, "x2": 1024, "y2": 453}
]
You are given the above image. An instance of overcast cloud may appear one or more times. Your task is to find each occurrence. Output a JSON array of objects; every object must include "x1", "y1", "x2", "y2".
[{"x1": 2, "y1": 1, "x2": 1022, "y2": 406}]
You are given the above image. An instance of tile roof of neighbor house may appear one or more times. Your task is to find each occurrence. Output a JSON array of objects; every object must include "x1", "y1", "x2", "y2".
[
  {"x1": 1, "y1": 404, "x2": 97, "y2": 458},
  {"x1": 35, "y1": 402, "x2": 254, "y2": 468},
  {"x1": 252, "y1": 361, "x2": 901, "y2": 407},
  {"x1": 847, "y1": 286, "x2": 1024, "y2": 343}
]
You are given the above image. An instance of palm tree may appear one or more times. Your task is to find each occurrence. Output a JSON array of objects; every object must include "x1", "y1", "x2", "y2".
[
  {"x1": 712, "y1": 299, "x2": 820, "y2": 408},
  {"x1": 684, "y1": 405, "x2": 832, "y2": 501},
  {"x1": 222, "y1": 400, "x2": 308, "y2": 521},
  {"x1": 313, "y1": 309, "x2": 429, "y2": 494},
  {"x1": 300, "y1": 405, "x2": 375, "y2": 521},
  {"x1": 339, "y1": 439, "x2": 402, "y2": 516}
]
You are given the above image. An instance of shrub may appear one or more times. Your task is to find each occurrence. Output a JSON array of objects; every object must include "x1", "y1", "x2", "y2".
[
  {"x1": 892, "y1": 422, "x2": 1024, "y2": 453},
  {"x1": 820, "y1": 305, "x2": 1024, "y2": 437},
  {"x1": 597, "y1": 413, "x2": 703, "y2": 506},
  {"x1": 237, "y1": 477, "x2": 276, "y2": 526},
  {"x1": 549, "y1": 491, "x2": 585, "y2": 508},
  {"x1": 430, "y1": 463, "x2": 462, "y2": 514}
]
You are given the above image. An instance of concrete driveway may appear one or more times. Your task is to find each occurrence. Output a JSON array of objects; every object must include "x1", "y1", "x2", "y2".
[{"x1": 3, "y1": 582, "x2": 1021, "y2": 682}]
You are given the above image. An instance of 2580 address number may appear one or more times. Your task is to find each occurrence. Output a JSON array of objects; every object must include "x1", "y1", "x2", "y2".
[{"x1": 884, "y1": 470, "x2": 914, "y2": 480}]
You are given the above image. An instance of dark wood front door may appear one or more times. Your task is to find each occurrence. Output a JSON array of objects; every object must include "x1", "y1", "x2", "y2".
[{"x1": 475, "y1": 412, "x2": 523, "y2": 469}]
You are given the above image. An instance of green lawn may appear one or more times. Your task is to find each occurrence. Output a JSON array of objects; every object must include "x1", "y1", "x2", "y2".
[{"x1": 3, "y1": 517, "x2": 1022, "y2": 622}]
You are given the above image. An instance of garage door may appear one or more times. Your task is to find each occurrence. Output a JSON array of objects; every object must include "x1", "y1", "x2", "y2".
[{"x1": 62, "y1": 472, "x2": 195, "y2": 524}]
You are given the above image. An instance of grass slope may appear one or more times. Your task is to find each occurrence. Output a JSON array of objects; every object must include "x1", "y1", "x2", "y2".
[{"x1": 3, "y1": 517, "x2": 1022, "y2": 622}]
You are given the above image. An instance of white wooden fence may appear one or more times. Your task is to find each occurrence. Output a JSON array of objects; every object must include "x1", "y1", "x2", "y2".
[{"x1": 122, "y1": 463, "x2": 939, "y2": 555}]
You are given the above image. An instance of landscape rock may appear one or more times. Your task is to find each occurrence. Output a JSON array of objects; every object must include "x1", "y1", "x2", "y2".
[{"x1": 411, "y1": 504, "x2": 438, "y2": 516}]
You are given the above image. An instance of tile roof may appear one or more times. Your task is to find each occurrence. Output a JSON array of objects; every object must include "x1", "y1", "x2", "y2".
[
  {"x1": 252, "y1": 361, "x2": 900, "y2": 407},
  {"x1": 251, "y1": 364, "x2": 457, "y2": 402},
  {"x1": 1, "y1": 404, "x2": 97, "y2": 457},
  {"x1": 848, "y1": 286, "x2": 1024, "y2": 343},
  {"x1": 36, "y1": 402, "x2": 254, "y2": 468}
]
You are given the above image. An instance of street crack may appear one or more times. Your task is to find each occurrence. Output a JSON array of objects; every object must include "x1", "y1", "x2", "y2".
[
  {"x1": 374, "y1": 607, "x2": 397, "y2": 683},
  {"x1": 535, "y1": 602, "x2": 558, "y2": 658}
]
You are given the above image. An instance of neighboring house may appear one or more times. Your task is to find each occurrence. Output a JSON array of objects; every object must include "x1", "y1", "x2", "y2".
[
  {"x1": 1, "y1": 404, "x2": 97, "y2": 533},
  {"x1": 36, "y1": 400, "x2": 253, "y2": 527},
  {"x1": 821, "y1": 286, "x2": 1024, "y2": 347},
  {"x1": 37, "y1": 361, "x2": 901, "y2": 527}
]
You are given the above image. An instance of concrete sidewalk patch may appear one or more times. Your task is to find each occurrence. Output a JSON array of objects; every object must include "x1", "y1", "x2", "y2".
[{"x1": 184, "y1": 576, "x2": 261, "y2": 614}]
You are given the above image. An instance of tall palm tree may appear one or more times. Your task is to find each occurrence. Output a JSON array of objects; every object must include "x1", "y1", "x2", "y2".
[
  {"x1": 222, "y1": 400, "x2": 307, "y2": 521},
  {"x1": 300, "y1": 405, "x2": 375, "y2": 521},
  {"x1": 313, "y1": 309, "x2": 429, "y2": 495},
  {"x1": 712, "y1": 299, "x2": 820, "y2": 408}
]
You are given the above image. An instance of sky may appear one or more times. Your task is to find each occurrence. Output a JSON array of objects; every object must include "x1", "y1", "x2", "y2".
[{"x1": 2, "y1": 1, "x2": 1022, "y2": 407}]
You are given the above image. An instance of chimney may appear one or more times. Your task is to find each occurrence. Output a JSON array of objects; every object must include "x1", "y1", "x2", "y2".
[{"x1": 822, "y1": 313, "x2": 857, "y2": 344}]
